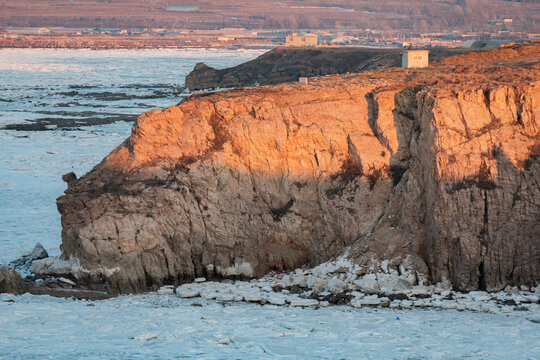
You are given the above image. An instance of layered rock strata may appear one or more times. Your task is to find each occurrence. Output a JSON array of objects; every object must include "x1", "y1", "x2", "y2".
[{"x1": 52, "y1": 42, "x2": 540, "y2": 293}]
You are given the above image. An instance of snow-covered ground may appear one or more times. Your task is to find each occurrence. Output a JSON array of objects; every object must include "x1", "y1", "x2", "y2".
[
  {"x1": 1, "y1": 49, "x2": 539, "y2": 359},
  {"x1": 1, "y1": 292, "x2": 539, "y2": 359}
]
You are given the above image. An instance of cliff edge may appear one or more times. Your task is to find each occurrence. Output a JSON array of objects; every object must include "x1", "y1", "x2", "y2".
[
  {"x1": 49, "y1": 42, "x2": 539, "y2": 293},
  {"x1": 185, "y1": 47, "x2": 476, "y2": 90}
]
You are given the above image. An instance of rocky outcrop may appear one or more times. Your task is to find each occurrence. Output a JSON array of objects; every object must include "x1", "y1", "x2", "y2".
[
  {"x1": 55, "y1": 42, "x2": 540, "y2": 293},
  {"x1": 0, "y1": 266, "x2": 27, "y2": 294},
  {"x1": 185, "y1": 47, "x2": 476, "y2": 90},
  {"x1": 8, "y1": 243, "x2": 48, "y2": 274}
]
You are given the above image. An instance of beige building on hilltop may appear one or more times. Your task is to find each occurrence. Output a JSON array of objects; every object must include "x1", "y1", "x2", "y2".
[
  {"x1": 286, "y1": 33, "x2": 318, "y2": 47},
  {"x1": 402, "y1": 50, "x2": 430, "y2": 68}
]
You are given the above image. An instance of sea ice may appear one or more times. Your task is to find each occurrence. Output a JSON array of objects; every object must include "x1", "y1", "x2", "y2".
[
  {"x1": 289, "y1": 298, "x2": 319, "y2": 307},
  {"x1": 0, "y1": 293, "x2": 538, "y2": 359}
]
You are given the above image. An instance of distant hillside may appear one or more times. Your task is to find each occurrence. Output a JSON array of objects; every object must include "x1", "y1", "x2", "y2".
[{"x1": 0, "y1": 0, "x2": 538, "y2": 33}]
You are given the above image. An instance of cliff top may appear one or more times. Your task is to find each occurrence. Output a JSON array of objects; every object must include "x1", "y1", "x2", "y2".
[
  {"x1": 190, "y1": 41, "x2": 539, "y2": 96},
  {"x1": 185, "y1": 46, "x2": 484, "y2": 90},
  {"x1": 103, "y1": 41, "x2": 539, "y2": 175}
]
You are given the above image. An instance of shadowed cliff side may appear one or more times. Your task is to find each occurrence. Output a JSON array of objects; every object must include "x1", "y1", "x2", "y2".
[{"x1": 49, "y1": 42, "x2": 539, "y2": 293}]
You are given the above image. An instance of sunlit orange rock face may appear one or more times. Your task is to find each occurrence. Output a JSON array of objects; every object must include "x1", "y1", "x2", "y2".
[{"x1": 57, "y1": 42, "x2": 540, "y2": 293}]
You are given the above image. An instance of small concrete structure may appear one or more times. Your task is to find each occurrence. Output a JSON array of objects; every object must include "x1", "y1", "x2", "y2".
[
  {"x1": 286, "y1": 33, "x2": 318, "y2": 47},
  {"x1": 299, "y1": 77, "x2": 308, "y2": 85},
  {"x1": 402, "y1": 50, "x2": 429, "y2": 68}
]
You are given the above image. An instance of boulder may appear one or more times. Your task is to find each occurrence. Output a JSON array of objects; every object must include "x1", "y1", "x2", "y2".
[
  {"x1": 0, "y1": 266, "x2": 26, "y2": 295},
  {"x1": 62, "y1": 172, "x2": 77, "y2": 187},
  {"x1": 30, "y1": 243, "x2": 48, "y2": 261},
  {"x1": 8, "y1": 242, "x2": 49, "y2": 273}
]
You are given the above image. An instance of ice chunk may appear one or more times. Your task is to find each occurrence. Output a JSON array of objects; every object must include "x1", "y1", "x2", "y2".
[
  {"x1": 157, "y1": 286, "x2": 174, "y2": 295},
  {"x1": 216, "y1": 293, "x2": 235, "y2": 302},
  {"x1": 441, "y1": 301, "x2": 457, "y2": 310},
  {"x1": 133, "y1": 333, "x2": 158, "y2": 341},
  {"x1": 353, "y1": 274, "x2": 380, "y2": 294},
  {"x1": 58, "y1": 277, "x2": 76, "y2": 286},
  {"x1": 266, "y1": 295, "x2": 287, "y2": 305},
  {"x1": 289, "y1": 298, "x2": 318, "y2": 307},
  {"x1": 360, "y1": 295, "x2": 381, "y2": 305},
  {"x1": 175, "y1": 285, "x2": 200, "y2": 298},
  {"x1": 400, "y1": 300, "x2": 413, "y2": 309},
  {"x1": 242, "y1": 292, "x2": 263, "y2": 302},
  {"x1": 380, "y1": 260, "x2": 389, "y2": 273},
  {"x1": 30, "y1": 257, "x2": 72, "y2": 276},
  {"x1": 201, "y1": 292, "x2": 218, "y2": 300}
]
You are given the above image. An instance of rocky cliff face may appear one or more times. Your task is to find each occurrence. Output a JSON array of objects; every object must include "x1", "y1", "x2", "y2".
[{"x1": 54, "y1": 42, "x2": 539, "y2": 293}]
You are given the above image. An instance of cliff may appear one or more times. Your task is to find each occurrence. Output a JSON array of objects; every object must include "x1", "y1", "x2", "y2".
[
  {"x1": 185, "y1": 47, "x2": 476, "y2": 90},
  {"x1": 50, "y1": 42, "x2": 539, "y2": 294}
]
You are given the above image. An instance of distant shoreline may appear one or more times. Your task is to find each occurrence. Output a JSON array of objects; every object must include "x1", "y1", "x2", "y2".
[
  {"x1": 0, "y1": 46, "x2": 274, "y2": 51},
  {"x1": 0, "y1": 35, "x2": 278, "y2": 50}
]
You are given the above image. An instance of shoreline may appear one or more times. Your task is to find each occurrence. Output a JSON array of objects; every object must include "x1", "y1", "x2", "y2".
[
  {"x1": 5, "y1": 253, "x2": 538, "y2": 314},
  {"x1": 0, "y1": 45, "x2": 276, "y2": 51},
  {"x1": 0, "y1": 37, "x2": 278, "y2": 51},
  {"x1": 9, "y1": 271, "x2": 540, "y2": 314}
]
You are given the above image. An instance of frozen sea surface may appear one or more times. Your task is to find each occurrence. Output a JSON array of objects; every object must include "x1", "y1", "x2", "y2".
[
  {"x1": 0, "y1": 48, "x2": 264, "y2": 262},
  {"x1": 1, "y1": 293, "x2": 539, "y2": 359},
  {"x1": 0, "y1": 48, "x2": 265, "y2": 126},
  {"x1": 0, "y1": 122, "x2": 132, "y2": 261}
]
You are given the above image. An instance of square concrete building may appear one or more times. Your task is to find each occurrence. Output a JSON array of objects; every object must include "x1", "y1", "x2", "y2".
[
  {"x1": 402, "y1": 50, "x2": 429, "y2": 68},
  {"x1": 286, "y1": 33, "x2": 318, "y2": 47}
]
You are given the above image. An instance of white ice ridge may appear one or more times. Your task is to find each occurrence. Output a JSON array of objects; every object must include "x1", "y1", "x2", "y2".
[
  {"x1": 29, "y1": 255, "x2": 120, "y2": 278},
  {"x1": 169, "y1": 252, "x2": 539, "y2": 314}
]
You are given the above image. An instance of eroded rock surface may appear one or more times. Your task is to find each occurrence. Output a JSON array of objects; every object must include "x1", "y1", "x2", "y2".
[{"x1": 56, "y1": 42, "x2": 540, "y2": 293}]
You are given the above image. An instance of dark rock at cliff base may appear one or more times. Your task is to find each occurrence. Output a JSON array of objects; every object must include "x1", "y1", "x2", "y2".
[
  {"x1": 0, "y1": 266, "x2": 27, "y2": 294},
  {"x1": 185, "y1": 47, "x2": 478, "y2": 90}
]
